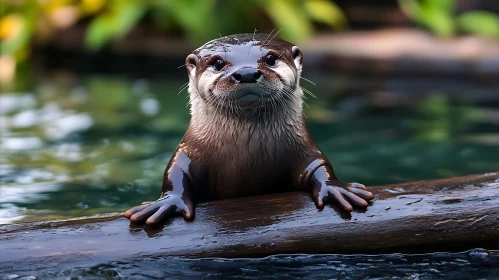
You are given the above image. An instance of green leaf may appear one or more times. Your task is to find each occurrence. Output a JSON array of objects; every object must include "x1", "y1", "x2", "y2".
[
  {"x1": 0, "y1": 12, "x2": 35, "y2": 56},
  {"x1": 398, "y1": 0, "x2": 423, "y2": 20},
  {"x1": 156, "y1": 0, "x2": 216, "y2": 45},
  {"x1": 85, "y1": 14, "x2": 115, "y2": 50},
  {"x1": 426, "y1": 0, "x2": 455, "y2": 15},
  {"x1": 424, "y1": 0, "x2": 456, "y2": 37},
  {"x1": 422, "y1": 8, "x2": 455, "y2": 37},
  {"x1": 304, "y1": 0, "x2": 347, "y2": 30},
  {"x1": 85, "y1": 0, "x2": 147, "y2": 50},
  {"x1": 399, "y1": 0, "x2": 456, "y2": 37},
  {"x1": 457, "y1": 11, "x2": 499, "y2": 38},
  {"x1": 257, "y1": 0, "x2": 312, "y2": 44}
]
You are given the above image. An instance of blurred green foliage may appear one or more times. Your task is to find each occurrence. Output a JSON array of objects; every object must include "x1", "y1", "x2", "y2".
[
  {"x1": 457, "y1": 11, "x2": 499, "y2": 38},
  {"x1": 2, "y1": 0, "x2": 499, "y2": 82},
  {"x1": 85, "y1": 0, "x2": 147, "y2": 50},
  {"x1": 399, "y1": 0, "x2": 499, "y2": 38},
  {"x1": 0, "y1": 0, "x2": 345, "y2": 58}
]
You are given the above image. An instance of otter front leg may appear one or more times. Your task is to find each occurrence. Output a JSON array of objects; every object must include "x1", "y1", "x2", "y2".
[
  {"x1": 125, "y1": 148, "x2": 194, "y2": 224},
  {"x1": 302, "y1": 159, "x2": 374, "y2": 212}
]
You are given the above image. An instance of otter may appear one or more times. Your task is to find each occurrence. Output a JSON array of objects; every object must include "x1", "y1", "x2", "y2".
[{"x1": 125, "y1": 33, "x2": 374, "y2": 224}]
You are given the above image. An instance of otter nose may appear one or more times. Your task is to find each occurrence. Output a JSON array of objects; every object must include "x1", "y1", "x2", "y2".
[{"x1": 231, "y1": 68, "x2": 262, "y2": 84}]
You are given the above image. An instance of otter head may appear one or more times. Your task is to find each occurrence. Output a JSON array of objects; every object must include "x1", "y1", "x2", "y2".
[{"x1": 185, "y1": 33, "x2": 303, "y2": 118}]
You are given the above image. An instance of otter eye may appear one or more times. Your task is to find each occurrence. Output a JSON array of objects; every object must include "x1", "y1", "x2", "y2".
[
  {"x1": 213, "y1": 59, "x2": 225, "y2": 71},
  {"x1": 265, "y1": 54, "x2": 276, "y2": 66}
]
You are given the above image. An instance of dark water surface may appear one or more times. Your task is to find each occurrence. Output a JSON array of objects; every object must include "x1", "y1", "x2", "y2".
[
  {"x1": 1, "y1": 249, "x2": 498, "y2": 279},
  {"x1": 1, "y1": 74, "x2": 499, "y2": 278}
]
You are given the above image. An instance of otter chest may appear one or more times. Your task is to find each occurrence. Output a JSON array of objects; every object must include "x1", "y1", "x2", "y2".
[{"x1": 199, "y1": 126, "x2": 301, "y2": 199}]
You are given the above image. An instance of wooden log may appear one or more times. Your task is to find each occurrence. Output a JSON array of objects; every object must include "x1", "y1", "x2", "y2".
[{"x1": 0, "y1": 172, "x2": 498, "y2": 263}]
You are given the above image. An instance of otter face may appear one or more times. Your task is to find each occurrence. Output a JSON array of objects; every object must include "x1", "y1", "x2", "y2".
[{"x1": 185, "y1": 34, "x2": 303, "y2": 115}]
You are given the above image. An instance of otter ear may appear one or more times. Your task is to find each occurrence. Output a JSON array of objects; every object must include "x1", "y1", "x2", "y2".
[
  {"x1": 185, "y1": 54, "x2": 198, "y2": 75},
  {"x1": 291, "y1": 46, "x2": 303, "y2": 69}
]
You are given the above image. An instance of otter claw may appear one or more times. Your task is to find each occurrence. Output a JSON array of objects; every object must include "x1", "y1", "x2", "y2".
[
  {"x1": 125, "y1": 195, "x2": 194, "y2": 224},
  {"x1": 313, "y1": 181, "x2": 374, "y2": 212},
  {"x1": 346, "y1": 186, "x2": 374, "y2": 201},
  {"x1": 337, "y1": 187, "x2": 368, "y2": 208},
  {"x1": 124, "y1": 204, "x2": 149, "y2": 218},
  {"x1": 145, "y1": 205, "x2": 176, "y2": 224},
  {"x1": 326, "y1": 185, "x2": 353, "y2": 212},
  {"x1": 347, "y1": 182, "x2": 366, "y2": 190}
]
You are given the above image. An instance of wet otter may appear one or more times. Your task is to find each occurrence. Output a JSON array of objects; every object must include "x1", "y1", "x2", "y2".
[{"x1": 125, "y1": 33, "x2": 374, "y2": 224}]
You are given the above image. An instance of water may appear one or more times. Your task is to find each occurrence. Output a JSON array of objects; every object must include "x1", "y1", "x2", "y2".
[
  {"x1": 1, "y1": 250, "x2": 498, "y2": 279},
  {"x1": 1, "y1": 73, "x2": 499, "y2": 278}
]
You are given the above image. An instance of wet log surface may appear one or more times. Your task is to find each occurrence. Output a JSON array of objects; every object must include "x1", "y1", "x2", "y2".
[{"x1": 0, "y1": 172, "x2": 498, "y2": 263}]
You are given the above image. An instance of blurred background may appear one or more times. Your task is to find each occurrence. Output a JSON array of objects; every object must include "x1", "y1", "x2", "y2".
[{"x1": 1, "y1": 0, "x2": 499, "y2": 224}]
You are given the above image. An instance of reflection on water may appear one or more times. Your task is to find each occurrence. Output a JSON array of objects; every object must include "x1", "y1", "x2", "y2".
[
  {"x1": 1, "y1": 74, "x2": 499, "y2": 224},
  {"x1": 1, "y1": 249, "x2": 498, "y2": 279}
]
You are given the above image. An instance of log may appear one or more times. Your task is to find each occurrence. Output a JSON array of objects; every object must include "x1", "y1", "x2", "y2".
[{"x1": 0, "y1": 172, "x2": 498, "y2": 263}]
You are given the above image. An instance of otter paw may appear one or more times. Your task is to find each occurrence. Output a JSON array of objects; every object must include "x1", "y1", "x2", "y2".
[
  {"x1": 124, "y1": 194, "x2": 194, "y2": 224},
  {"x1": 312, "y1": 181, "x2": 374, "y2": 212}
]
